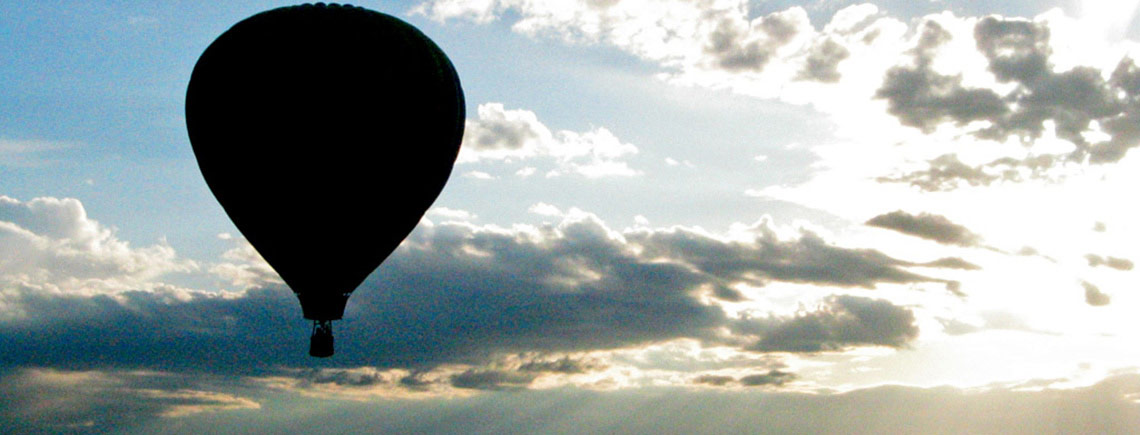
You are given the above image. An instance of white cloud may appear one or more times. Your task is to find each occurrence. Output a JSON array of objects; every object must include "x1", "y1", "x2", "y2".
[
  {"x1": 459, "y1": 103, "x2": 640, "y2": 178},
  {"x1": 463, "y1": 170, "x2": 497, "y2": 179},
  {"x1": 427, "y1": 207, "x2": 479, "y2": 221},
  {"x1": 0, "y1": 196, "x2": 196, "y2": 294},
  {"x1": 208, "y1": 238, "x2": 281, "y2": 289},
  {"x1": 528, "y1": 202, "x2": 563, "y2": 216}
]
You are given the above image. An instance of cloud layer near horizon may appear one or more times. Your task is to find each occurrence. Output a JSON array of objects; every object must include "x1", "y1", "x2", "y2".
[{"x1": 0, "y1": 196, "x2": 953, "y2": 375}]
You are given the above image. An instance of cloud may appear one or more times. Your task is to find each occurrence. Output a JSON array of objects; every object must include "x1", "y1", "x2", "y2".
[
  {"x1": 0, "y1": 198, "x2": 940, "y2": 373},
  {"x1": 254, "y1": 353, "x2": 611, "y2": 398},
  {"x1": 0, "y1": 368, "x2": 258, "y2": 433},
  {"x1": 1085, "y1": 254, "x2": 1134, "y2": 271},
  {"x1": 921, "y1": 257, "x2": 981, "y2": 270},
  {"x1": 0, "y1": 196, "x2": 196, "y2": 294},
  {"x1": 208, "y1": 238, "x2": 281, "y2": 289},
  {"x1": 704, "y1": 8, "x2": 806, "y2": 72},
  {"x1": 865, "y1": 210, "x2": 981, "y2": 246},
  {"x1": 450, "y1": 368, "x2": 536, "y2": 391},
  {"x1": 122, "y1": 374, "x2": 1140, "y2": 434},
  {"x1": 877, "y1": 15, "x2": 1140, "y2": 186},
  {"x1": 874, "y1": 20, "x2": 1007, "y2": 133},
  {"x1": 632, "y1": 219, "x2": 953, "y2": 289},
  {"x1": 739, "y1": 369, "x2": 796, "y2": 386},
  {"x1": 971, "y1": 17, "x2": 1122, "y2": 155},
  {"x1": 415, "y1": 0, "x2": 863, "y2": 89},
  {"x1": 418, "y1": 0, "x2": 1140, "y2": 195},
  {"x1": 692, "y1": 369, "x2": 796, "y2": 387},
  {"x1": 458, "y1": 103, "x2": 640, "y2": 178},
  {"x1": 797, "y1": 37, "x2": 850, "y2": 82},
  {"x1": 875, "y1": 153, "x2": 1048, "y2": 192},
  {"x1": 939, "y1": 310, "x2": 1060, "y2": 336},
  {"x1": 1082, "y1": 281, "x2": 1111, "y2": 306},
  {"x1": 518, "y1": 355, "x2": 604, "y2": 374},
  {"x1": 740, "y1": 295, "x2": 919, "y2": 353},
  {"x1": 692, "y1": 374, "x2": 735, "y2": 386}
]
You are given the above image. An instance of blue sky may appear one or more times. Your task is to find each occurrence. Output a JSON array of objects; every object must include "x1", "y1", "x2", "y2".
[{"x1": 5, "y1": 0, "x2": 1140, "y2": 432}]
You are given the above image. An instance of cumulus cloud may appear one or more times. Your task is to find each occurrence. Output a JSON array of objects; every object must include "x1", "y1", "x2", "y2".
[
  {"x1": 458, "y1": 103, "x2": 640, "y2": 177},
  {"x1": 0, "y1": 196, "x2": 196, "y2": 294},
  {"x1": 971, "y1": 17, "x2": 1123, "y2": 156},
  {"x1": 415, "y1": 0, "x2": 863, "y2": 89},
  {"x1": 419, "y1": 0, "x2": 1140, "y2": 192},
  {"x1": 797, "y1": 37, "x2": 850, "y2": 82},
  {"x1": 874, "y1": 20, "x2": 1007, "y2": 133},
  {"x1": 865, "y1": 210, "x2": 981, "y2": 246},
  {"x1": 704, "y1": 8, "x2": 805, "y2": 72},
  {"x1": 878, "y1": 15, "x2": 1140, "y2": 187},
  {"x1": 1, "y1": 198, "x2": 940, "y2": 373},
  {"x1": 738, "y1": 295, "x2": 919, "y2": 353},
  {"x1": 208, "y1": 238, "x2": 281, "y2": 289}
]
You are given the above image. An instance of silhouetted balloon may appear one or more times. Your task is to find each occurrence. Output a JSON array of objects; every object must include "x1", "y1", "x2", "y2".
[{"x1": 185, "y1": 3, "x2": 464, "y2": 357}]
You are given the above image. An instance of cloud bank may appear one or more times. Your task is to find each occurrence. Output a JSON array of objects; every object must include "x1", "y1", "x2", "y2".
[{"x1": 0, "y1": 196, "x2": 953, "y2": 376}]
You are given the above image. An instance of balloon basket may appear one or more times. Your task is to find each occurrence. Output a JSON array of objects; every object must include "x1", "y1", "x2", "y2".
[{"x1": 310, "y1": 319, "x2": 334, "y2": 358}]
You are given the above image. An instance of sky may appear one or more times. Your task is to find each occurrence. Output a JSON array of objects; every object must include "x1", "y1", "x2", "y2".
[{"x1": 4, "y1": 0, "x2": 1140, "y2": 433}]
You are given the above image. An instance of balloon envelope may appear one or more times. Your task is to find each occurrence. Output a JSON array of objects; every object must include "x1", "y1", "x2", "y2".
[{"x1": 185, "y1": 4, "x2": 464, "y2": 323}]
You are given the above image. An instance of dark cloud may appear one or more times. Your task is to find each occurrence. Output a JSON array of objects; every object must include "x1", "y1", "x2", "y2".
[
  {"x1": 739, "y1": 295, "x2": 919, "y2": 353},
  {"x1": 921, "y1": 257, "x2": 981, "y2": 270},
  {"x1": 973, "y1": 16, "x2": 1051, "y2": 84},
  {"x1": 866, "y1": 210, "x2": 981, "y2": 246},
  {"x1": 878, "y1": 17, "x2": 1140, "y2": 184},
  {"x1": 1, "y1": 213, "x2": 939, "y2": 374},
  {"x1": 706, "y1": 13, "x2": 800, "y2": 72},
  {"x1": 293, "y1": 367, "x2": 395, "y2": 387},
  {"x1": 450, "y1": 369, "x2": 536, "y2": 391},
  {"x1": 739, "y1": 369, "x2": 795, "y2": 387},
  {"x1": 877, "y1": 154, "x2": 1000, "y2": 191},
  {"x1": 518, "y1": 356, "x2": 603, "y2": 374},
  {"x1": 875, "y1": 21, "x2": 1007, "y2": 133},
  {"x1": 797, "y1": 38, "x2": 849, "y2": 82},
  {"x1": 972, "y1": 17, "x2": 1122, "y2": 152},
  {"x1": 1086, "y1": 254, "x2": 1134, "y2": 271},
  {"x1": 1082, "y1": 281, "x2": 1111, "y2": 307},
  {"x1": 876, "y1": 153, "x2": 1059, "y2": 192},
  {"x1": 632, "y1": 222, "x2": 949, "y2": 289},
  {"x1": 692, "y1": 370, "x2": 796, "y2": 387},
  {"x1": 693, "y1": 374, "x2": 735, "y2": 386}
]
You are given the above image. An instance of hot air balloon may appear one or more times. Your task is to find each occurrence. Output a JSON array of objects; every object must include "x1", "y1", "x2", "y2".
[{"x1": 185, "y1": 3, "x2": 464, "y2": 357}]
